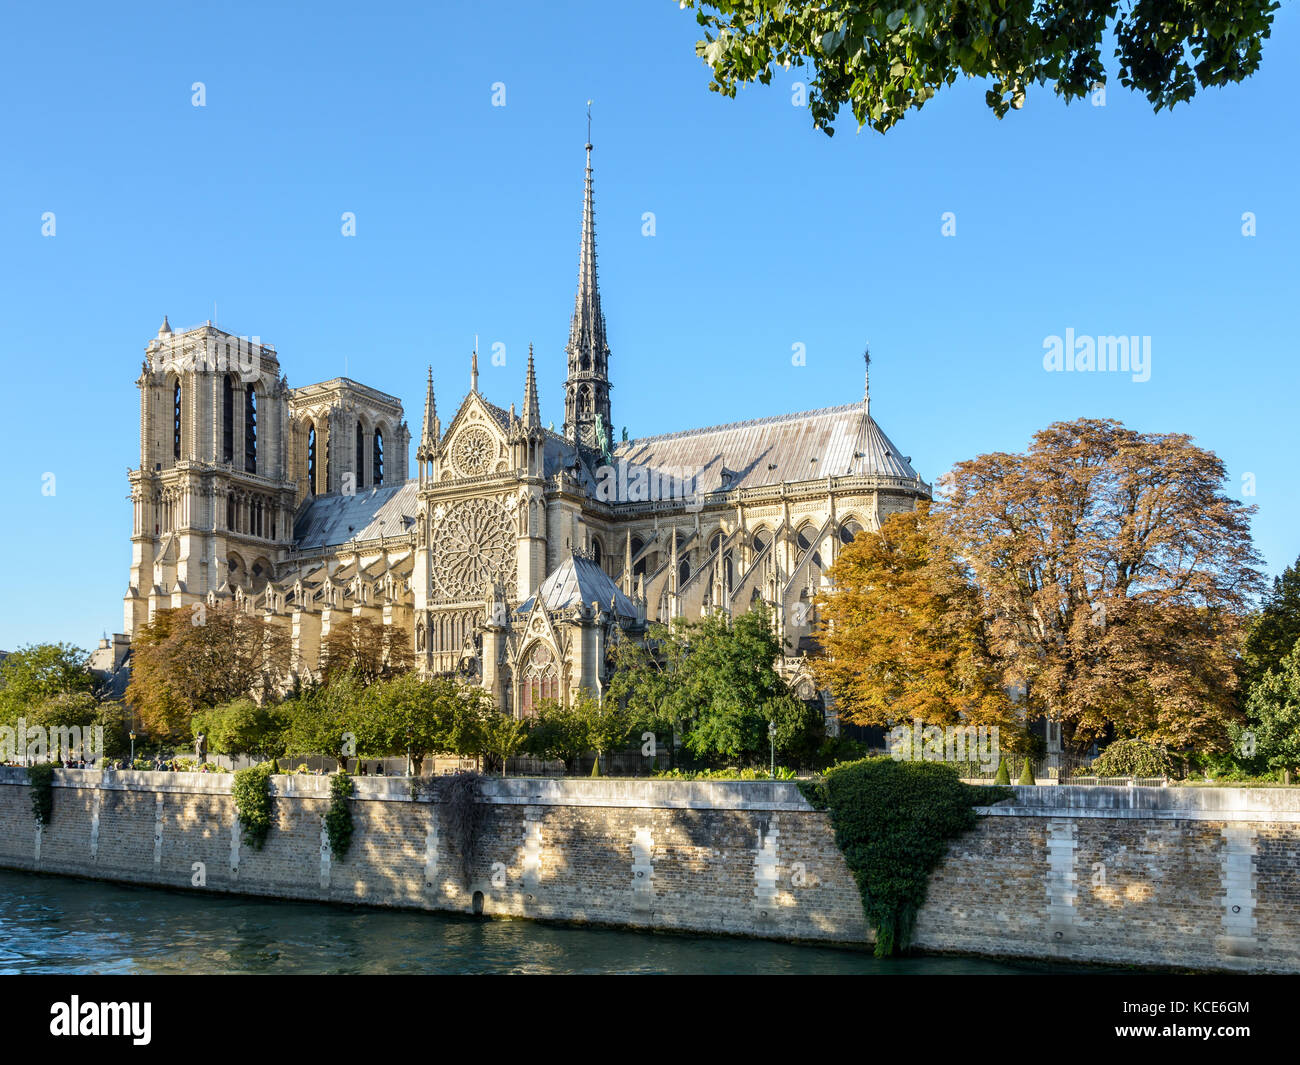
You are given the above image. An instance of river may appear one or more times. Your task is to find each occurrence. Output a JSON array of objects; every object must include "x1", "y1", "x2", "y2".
[{"x1": 0, "y1": 868, "x2": 1102, "y2": 975}]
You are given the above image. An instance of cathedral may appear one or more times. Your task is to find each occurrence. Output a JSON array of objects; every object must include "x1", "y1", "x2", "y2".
[{"x1": 122, "y1": 139, "x2": 931, "y2": 718}]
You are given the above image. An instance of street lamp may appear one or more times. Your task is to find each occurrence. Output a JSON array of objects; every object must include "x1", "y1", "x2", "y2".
[
  {"x1": 768, "y1": 720, "x2": 777, "y2": 780},
  {"x1": 406, "y1": 728, "x2": 413, "y2": 778},
  {"x1": 130, "y1": 731, "x2": 136, "y2": 764}
]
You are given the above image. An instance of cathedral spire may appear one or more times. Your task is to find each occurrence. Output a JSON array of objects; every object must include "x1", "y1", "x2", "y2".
[
  {"x1": 564, "y1": 109, "x2": 613, "y2": 448},
  {"x1": 470, "y1": 347, "x2": 479, "y2": 393},
  {"x1": 522, "y1": 343, "x2": 541, "y2": 429},
  {"x1": 863, "y1": 345, "x2": 871, "y2": 421},
  {"x1": 421, "y1": 366, "x2": 439, "y2": 448}
]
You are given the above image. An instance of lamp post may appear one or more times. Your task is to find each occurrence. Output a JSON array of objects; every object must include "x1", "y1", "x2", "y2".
[
  {"x1": 768, "y1": 720, "x2": 776, "y2": 780},
  {"x1": 130, "y1": 731, "x2": 136, "y2": 764},
  {"x1": 407, "y1": 728, "x2": 413, "y2": 778}
]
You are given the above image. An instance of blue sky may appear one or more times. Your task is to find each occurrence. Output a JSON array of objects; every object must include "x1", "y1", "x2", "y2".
[{"x1": 1, "y1": 1, "x2": 1296, "y2": 650}]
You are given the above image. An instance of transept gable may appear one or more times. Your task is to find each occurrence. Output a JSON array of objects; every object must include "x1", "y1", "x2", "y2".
[{"x1": 439, "y1": 392, "x2": 513, "y2": 481}]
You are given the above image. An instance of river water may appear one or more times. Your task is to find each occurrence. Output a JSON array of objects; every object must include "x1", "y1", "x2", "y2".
[{"x1": 0, "y1": 868, "x2": 1096, "y2": 975}]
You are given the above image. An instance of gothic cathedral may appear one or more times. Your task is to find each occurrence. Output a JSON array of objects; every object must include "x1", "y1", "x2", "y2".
[{"x1": 123, "y1": 139, "x2": 931, "y2": 718}]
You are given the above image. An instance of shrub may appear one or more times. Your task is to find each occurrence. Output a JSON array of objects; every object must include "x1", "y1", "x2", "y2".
[
  {"x1": 811, "y1": 757, "x2": 1001, "y2": 957},
  {"x1": 993, "y1": 759, "x2": 1010, "y2": 785},
  {"x1": 1090, "y1": 739, "x2": 1172, "y2": 779},
  {"x1": 1018, "y1": 758, "x2": 1035, "y2": 785},
  {"x1": 232, "y1": 762, "x2": 275, "y2": 850},
  {"x1": 324, "y1": 771, "x2": 355, "y2": 860},
  {"x1": 28, "y1": 762, "x2": 57, "y2": 826}
]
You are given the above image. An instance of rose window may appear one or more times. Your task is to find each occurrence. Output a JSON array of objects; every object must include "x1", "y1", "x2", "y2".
[
  {"x1": 454, "y1": 427, "x2": 495, "y2": 477},
  {"x1": 430, "y1": 496, "x2": 516, "y2": 601}
]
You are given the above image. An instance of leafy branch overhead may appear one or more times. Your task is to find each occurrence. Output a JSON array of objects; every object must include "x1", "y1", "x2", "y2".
[{"x1": 682, "y1": 0, "x2": 1280, "y2": 134}]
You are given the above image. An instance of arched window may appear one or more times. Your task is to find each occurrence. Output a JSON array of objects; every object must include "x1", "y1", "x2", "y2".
[
  {"x1": 222, "y1": 376, "x2": 235, "y2": 463},
  {"x1": 355, "y1": 422, "x2": 365, "y2": 489},
  {"x1": 577, "y1": 386, "x2": 590, "y2": 416},
  {"x1": 796, "y1": 524, "x2": 814, "y2": 560},
  {"x1": 840, "y1": 520, "x2": 863, "y2": 545},
  {"x1": 172, "y1": 380, "x2": 182, "y2": 460},
  {"x1": 631, "y1": 536, "x2": 646, "y2": 577},
  {"x1": 678, "y1": 559, "x2": 690, "y2": 587},
  {"x1": 709, "y1": 531, "x2": 723, "y2": 556},
  {"x1": 307, "y1": 424, "x2": 317, "y2": 496},
  {"x1": 522, "y1": 643, "x2": 559, "y2": 716},
  {"x1": 753, "y1": 529, "x2": 770, "y2": 554},
  {"x1": 591, "y1": 538, "x2": 602, "y2": 569},
  {"x1": 373, "y1": 429, "x2": 384, "y2": 486},
  {"x1": 226, "y1": 493, "x2": 235, "y2": 530},
  {"x1": 244, "y1": 385, "x2": 257, "y2": 473}
]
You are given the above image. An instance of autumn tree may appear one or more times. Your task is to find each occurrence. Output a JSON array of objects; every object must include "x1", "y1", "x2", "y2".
[
  {"x1": 321, "y1": 615, "x2": 413, "y2": 685},
  {"x1": 683, "y1": 0, "x2": 1280, "y2": 135},
  {"x1": 939, "y1": 418, "x2": 1263, "y2": 752},
  {"x1": 813, "y1": 503, "x2": 1016, "y2": 734},
  {"x1": 126, "y1": 604, "x2": 291, "y2": 740}
]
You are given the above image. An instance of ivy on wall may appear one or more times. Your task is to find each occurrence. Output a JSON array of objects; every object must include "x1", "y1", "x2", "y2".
[
  {"x1": 28, "y1": 763, "x2": 57, "y2": 826},
  {"x1": 324, "y1": 771, "x2": 355, "y2": 860},
  {"x1": 232, "y1": 763, "x2": 275, "y2": 850},
  {"x1": 801, "y1": 757, "x2": 1006, "y2": 957}
]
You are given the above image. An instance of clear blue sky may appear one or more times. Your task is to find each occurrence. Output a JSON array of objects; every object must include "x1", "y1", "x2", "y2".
[{"x1": 1, "y1": 1, "x2": 1296, "y2": 651}]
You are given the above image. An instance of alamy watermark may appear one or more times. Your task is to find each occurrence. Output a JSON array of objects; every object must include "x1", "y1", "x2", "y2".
[
  {"x1": 887, "y1": 718, "x2": 1000, "y2": 774},
  {"x1": 593, "y1": 459, "x2": 705, "y2": 512},
  {"x1": 1043, "y1": 329, "x2": 1151, "y2": 383},
  {"x1": 0, "y1": 717, "x2": 104, "y2": 765}
]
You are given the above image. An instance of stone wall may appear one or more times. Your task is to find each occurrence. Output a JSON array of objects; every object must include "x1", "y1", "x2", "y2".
[{"x1": 1, "y1": 768, "x2": 1297, "y2": 972}]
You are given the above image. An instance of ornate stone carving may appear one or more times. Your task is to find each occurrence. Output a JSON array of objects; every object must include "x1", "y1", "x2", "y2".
[
  {"x1": 429, "y1": 496, "x2": 516, "y2": 601},
  {"x1": 453, "y1": 426, "x2": 494, "y2": 478}
]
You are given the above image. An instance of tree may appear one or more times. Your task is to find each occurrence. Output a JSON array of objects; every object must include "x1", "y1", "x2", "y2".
[
  {"x1": 285, "y1": 670, "x2": 373, "y2": 770},
  {"x1": 0, "y1": 643, "x2": 95, "y2": 723},
  {"x1": 480, "y1": 712, "x2": 528, "y2": 776},
  {"x1": 683, "y1": 0, "x2": 1280, "y2": 135},
  {"x1": 813, "y1": 504, "x2": 1016, "y2": 734},
  {"x1": 604, "y1": 625, "x2": 685, "y2": 741},
  {"x1": 1238, "y1": 645, "x2": 1300, "y2": 778},
  {"x1": 366, "y1": 673, "x2": 493, "y2": 774},
  {"x1": 321, "y1": 616, "x2": 413, "y2": 686},
  {"x1": 575, "y1": 688, "x2": 631, "y2": 775},
  {"x1": 671, "y1": 605, "x2": 816, "y2": 765},
  {"x1": 194, "y1": 697, "x2": 289, "y2": 762},
  {"x1": 526, "y1": 698, "x2": 592, "y2": 774},
  {"x1": 126, "y1": 604, "x2": 291, "y2": 740},
  {"x1": 1242, "y1": 555, "x2": 1300, "y2": 692},
  {"x1": 939, "y1": 418, "x2": 1264, "y2": 752}
]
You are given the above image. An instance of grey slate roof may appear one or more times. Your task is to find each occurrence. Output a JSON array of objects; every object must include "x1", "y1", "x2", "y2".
[
  {"x1": 611, "y1": 403, "x2": 920, "y2": 492},
  {"x1": 518, "y1": 554, "x2": 639, "y2": 619},
  {"x1": 293, "y1": 481, "x2": 419, "y2": 550}
]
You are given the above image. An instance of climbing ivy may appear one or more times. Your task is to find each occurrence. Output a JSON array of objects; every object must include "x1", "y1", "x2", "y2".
[
  {"x1": 803, "y1": 757, "x2": 1006, "y2": 957},
  {"x1": 232, "y1": 762, "x2": 275, "y2": 850},
  {"x1": 28, "y1": 762, "x2": 58, "y2": 826},
  {"x1": 324, "y1": 771, "x2": 355, "y2": 860},
  {"x1": 412, "y1": 770, "x2": 485, "y2": 887}
]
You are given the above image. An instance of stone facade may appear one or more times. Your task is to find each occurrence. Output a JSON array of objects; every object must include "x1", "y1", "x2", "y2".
[
  {"x1": 118, "y1": 139, "x2": 931, "y2": 717},
  {"x1": 3, "y1": 771, "x2": 1299, "y2": 972}
]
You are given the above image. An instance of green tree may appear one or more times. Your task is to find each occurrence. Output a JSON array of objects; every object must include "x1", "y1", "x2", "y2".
[
  {"x1": 682, "y1": 0, "x2": 1280, "y2": 136},
  {"x1": 194, "y1": 697, "x2": 289, "y2": 762},
  {"x1": 1238, "y1": 645, "x2": 1300, "y2": 778},
  {"x1": 480, "y1": 712, "x2": 529, "y2": 776},
  {"x1": 0, "y1": 643, "x2": 96, "y2": 723},
  {"x1": 526, "y1": 699, "x2": 589, "y2": 773},
  {"x1": 285, "y1": 671, "x2": 373, "y2": 770},
  {"x1": 1242, "y1": 556, "x2": 1300, "y2": 692},
  {"x1": 672, "y1": 605, "x2": 817, "y2": 765}
]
